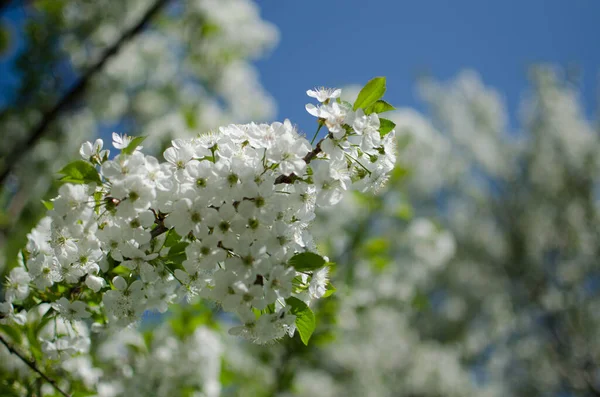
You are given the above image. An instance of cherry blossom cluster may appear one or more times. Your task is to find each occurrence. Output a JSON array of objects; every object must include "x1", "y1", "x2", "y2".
[{"x1": 1, "y1": 85, "x2": 396, "y2": 347}]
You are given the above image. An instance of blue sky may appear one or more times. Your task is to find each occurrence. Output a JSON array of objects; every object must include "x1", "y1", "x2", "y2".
[
  {"x1": 255, "y1": 0, "x2": 600, "y2": 132},
  {"x1": 1, "y1": 1, "x2": 599, "y2": 135}
]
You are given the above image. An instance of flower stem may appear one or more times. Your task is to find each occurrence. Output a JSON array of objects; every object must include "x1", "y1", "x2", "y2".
[
  {"x1": 344, "y1": 152, "x2": 372, "y2": 175},
  {"x1": 310, "y1": 122, "x2": 324, "y2": 145},
  {"x1": 0, "y1": 333, "x2": 72, "y2": 397}
]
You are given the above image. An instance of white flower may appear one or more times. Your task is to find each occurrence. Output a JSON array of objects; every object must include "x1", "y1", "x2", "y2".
[
  {"x1": 306, "y1": 101, "x2": 351, "y2": 138},
  {"x1": 112, "y1": 132, "x2": 133, "y2": 150},
  {"x1": 79, "y1": 139, "x2": 105, "y2": 160},
  {"x1": 307, "y1": 87, "x2": 342, "y2": 103},
  {"x1": 52, "y1": 297, "x2": 92, "y2": 321},
  {"x1": 164, "y1": 198, "x2": 218, "y2": 238},
  {"x1": 4, "y1": 266, "x2": 31, "y2": 301},
  {"x1": 103, "y1": 277, "x2": 146, "y2": 326},
  {"x1": 309, "y1": 267, "x2": 329, "y2": 299},
  {"x1": 266, "y1": 120, "x2": 311, "y2": 175},
  {"x1": 85, "y1": 274, "x2": 106, "y2": 293}
]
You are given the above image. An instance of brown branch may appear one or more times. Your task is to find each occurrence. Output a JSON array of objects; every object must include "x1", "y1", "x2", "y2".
[
  {"x1": 0, "y1": 0, "x2": 171, "y2": 186},
  {"x1": 274, "y1": 139, "x2": 324, "y2": 184},
  {"x1": 0, "y1": 333, "x2": 71, "y2": 397},
  {"x1": 150, "y1": 222, "x2": 168, "y2": 239},
  {"x1": 0, "y1": 0, "x2": 12, "y2": 14}
]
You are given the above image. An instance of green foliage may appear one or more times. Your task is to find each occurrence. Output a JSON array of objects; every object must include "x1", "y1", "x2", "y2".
[
  {"x1": 201, "y1": 23, "x2": 221, "y2": 37},
  {"x1": 411, "y1": 290, "x2": 430, "y2": 312},
  {"x1": 57, "y1": 160, "x2": 101, "y2": 184},
  {"x1": 286, "y1": 296, "x2": 316, "y2": 345},
  {"x1": 167, "y1": 241, "x2": 189, "y2": 265},
  {"x1": 378, "y1": 118, "x2": 396, "y2": 136},
  {"x1": 323, "y1": 282, "x2": 336, "y2": 298},
  {"x1": 288, "y1": 252, "x2": 325, "y2": 272},
  {"x1": 363, "y1": 237, "x2": 390, "y2": 256},
  {"x1": 353, "y1": 76, "x2": 386, "y2": 111},
  {"x1": 121, "y1": 136, "x2": 147, "y2": 155},
  {"x1": 164, "y1": 229, "x2": 183, "y2": 247},
  {"x1": 169, "y1": 302, "x2": 218, "y2": 339},
  {"x1": 0, "y1": 324, "x2": 23, "y2": 344},
  {"x1": 364, "y1": 99, "x2": 395, "y2": 115},
  {"x1": 41, "y1": 200, "x2": 54, "y2": 210}
]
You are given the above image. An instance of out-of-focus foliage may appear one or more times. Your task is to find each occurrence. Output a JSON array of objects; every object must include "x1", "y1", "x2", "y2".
[
  {"x1": 0, "y1": 0, "x2": 278, "y2": 273},
  {"x1": 235, "y1": 67, "x2": 600, "y2": 397}
]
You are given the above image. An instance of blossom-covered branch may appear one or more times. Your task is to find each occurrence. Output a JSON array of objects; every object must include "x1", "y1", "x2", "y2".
[{"x1": 1, "y1": 79, "x2": 396, "y2": 353}]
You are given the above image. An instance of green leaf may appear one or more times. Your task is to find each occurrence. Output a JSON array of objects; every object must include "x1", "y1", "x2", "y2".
[
  {"x1": 93, "y1": 191, "x2": 103, "y2": 213},
  {"x1": 379, "y1": 118, "x2": 396, "y2": 136},
  {"x1": 167, "y1": 241, "x2": 189, "y2": 265},
  {"x1": 58, "y1": 160, "x2": 101, "y2": 184},
  {"x1": 323, "y1": 282, "x2": 336, "y2": 298},
  {"x1": 286, "y1": 296, "x2": 316, "y2": 345},
  {"x1": 121, "y1": 136, "x2": 146, "y2": 155},
  {"x1": 110, "y1": 265, "x2": 131, "y2": 277},
  {"x1": 353, "y1": 77, "x2": 386, "y2": 111},
  {"x1": 41, "y1": 200, "x2": 53, "y2": 210},
  {"x1": 364, "y1": 100, "x2": 395, "y2": 115},
  {"x1": 288, "y1": 252, "x2": 325, "y2": 272},
  {"x1": 164, "y1": 229, "x2": 182, "y2": 247},
  {"x1": 0, "y1": 324, "x2": 22, "y2": 344}
]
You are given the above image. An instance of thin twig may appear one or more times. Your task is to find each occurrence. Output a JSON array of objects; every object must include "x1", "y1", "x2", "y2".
[
  {"x1": 150, "y1": 222, "x2": 168, "y2": 239},
  {"x1": 0, "y1": 333, "x2": 71, "y2": 397},
  {"x1": 0, "y1": 0, "x2": 12, "y2": 14},
  {"x1": 0, "y1": 0, "x2": 170, "y2": 186},
  {"x1": 274, "y1": 139, "x2": 324, "y2": 185}
]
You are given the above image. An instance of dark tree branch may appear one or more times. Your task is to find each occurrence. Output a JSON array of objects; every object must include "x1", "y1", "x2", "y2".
[
  {"x1": 151, "y1": 222, "x2": 168, "y2": 239},
  {"x1": 274, "y1": 139, "x2": 324, "y2": 184},
  {"x1": 0, "y1": 0, "x2": 170, "y2": 186},
  {"x1": 0, "y1": 0, "x2": 12, "y2": 14},
  {"x1": 0, "y1": 333, "x2": 71, "y2": 397}
]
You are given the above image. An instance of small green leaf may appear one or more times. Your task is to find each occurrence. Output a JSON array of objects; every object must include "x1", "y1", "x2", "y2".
[
  {"x1": 41, "y1": 200, "x2": 54, "y2": 210},
  {"x1": 379, "y1": 118, "x2": 396, "y2": 136},
  {"x1": 169, "y1": 242, "x2": 189, "y2": 255},
  {"x1": 122, "y1": 136, "x2": 146, "y2": 155},
  {"x1": 353, "y1": 77, "x2": 386, "y2": 111},
  {"x1": 58, "y1": 160, "x2": 101, "y2": 184},
  {"x1": 0, "y1": 324, "x2": 23, "y2": 344},
  {"x1": 93, "y1": 191, "x2": 103, "y2": 213},
  {"x1": 168, "y1": 241, "x2": 189, "y2": 265},
  {"x1": 323, "y1": 282, "x2": 336, "y2": 298},
  {"x1": 111, "y1": 265, "x2": 131, "y2": 277},
  {"x1": 286, "y1": 296, "x2": 316, "y2": 345},
  {"x1": 289, "y1": 252, "x2": 325, "y2": 272},
  {"x1": 164, "y1": 229, "x2": 182, "y2": 247},
  {"x1": 364, "y1": 100, "x2": 395, "y2": 115}
]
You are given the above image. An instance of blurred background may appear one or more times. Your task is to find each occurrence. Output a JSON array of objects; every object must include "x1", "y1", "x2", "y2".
[{"x1": 1, "y1": 0, "x2": 600, "y2": 396}]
